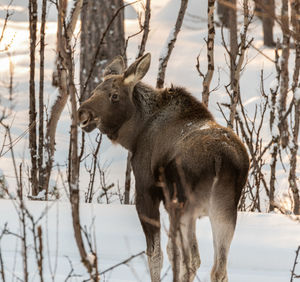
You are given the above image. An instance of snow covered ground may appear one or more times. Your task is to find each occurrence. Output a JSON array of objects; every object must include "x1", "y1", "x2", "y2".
[{"x1": 0, "y1": 199, "x2": 299, "y2": 281}]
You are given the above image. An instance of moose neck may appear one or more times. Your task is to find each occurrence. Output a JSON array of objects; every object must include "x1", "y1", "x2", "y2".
[
  {"x1": 115, "y1": 82, "x2": 160, "y2": 151},
  {"x1": 114, "y1": 82, "x2": 215, "y2": 151},
  {"x1": 132, "y1": 82, "x2": 162, "y2": 115}
]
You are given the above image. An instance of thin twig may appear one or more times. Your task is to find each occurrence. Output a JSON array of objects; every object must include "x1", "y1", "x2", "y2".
[
  {"x1": 100, "y1": 251, "x2": 145, "y2": 275},
  {"x1": 290, "y1": 246, "x2": 300, "y2": 281}
]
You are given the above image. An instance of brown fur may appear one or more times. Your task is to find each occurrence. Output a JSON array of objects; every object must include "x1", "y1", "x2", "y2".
[{"x1": 78, "y1": 54, "x2": 249, "y2": 282}]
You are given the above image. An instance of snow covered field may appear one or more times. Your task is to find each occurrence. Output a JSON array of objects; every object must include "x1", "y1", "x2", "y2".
[{"x1": 0, "y1": 200, "x2": 299, "y2": 281}]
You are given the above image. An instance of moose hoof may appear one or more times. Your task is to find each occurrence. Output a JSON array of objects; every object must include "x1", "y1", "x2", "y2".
[{"x1": 211, "y1": 271, "x2": 228, "y2": 282}]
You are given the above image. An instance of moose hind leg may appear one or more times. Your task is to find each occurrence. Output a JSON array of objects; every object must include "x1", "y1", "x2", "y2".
[
  {"x1": 167, "y1": 212, "x2": 200, "y2": 282},
  {"x1": 209, "y1": 202, "x2": 237, "y2": 282},
  {"x1": 166, "y1": 225, "x2": 181, "y2": 280}
]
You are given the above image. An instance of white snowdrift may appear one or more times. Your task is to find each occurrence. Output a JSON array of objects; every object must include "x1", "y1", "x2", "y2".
[{"x1": 0, "y1": 199, "x2": 298, "y2": 281}]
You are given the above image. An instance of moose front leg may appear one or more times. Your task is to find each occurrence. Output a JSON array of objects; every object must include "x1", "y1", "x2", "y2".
[
  {"x1": 136, "y1": 193, "x2": 163, "y2": 282},
  {"x1": 146, "y1": 229, "x2": 163, "y2": 282}
]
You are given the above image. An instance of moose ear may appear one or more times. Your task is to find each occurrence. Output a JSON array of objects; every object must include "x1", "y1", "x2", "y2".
[
  {"x1": 123, "y1": 53, "x2": 151, "y2": 85},
  {"x1": 104, "y1": 55, "x2": 125, "y2": 77}
]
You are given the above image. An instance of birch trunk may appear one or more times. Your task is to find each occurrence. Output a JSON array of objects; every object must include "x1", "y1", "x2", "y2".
[
  {"x1": 38, "y1": 0, "x2": 47, "y2": 194},
  {"x1": 201, "y1": 0, "x2": 215, "y2": 107},
  {"x1": 228, "y1": 0, "x2": 251, "y2": 129},
  {"x1": 278, "y1": 0, "x2": 290, "y2": 149},
  {"x1": 29, "y1": 0, "x2": 38, "y2": 195},
  {"x1": 289, "y1": 0, "x2": 300, "y2": 215}
]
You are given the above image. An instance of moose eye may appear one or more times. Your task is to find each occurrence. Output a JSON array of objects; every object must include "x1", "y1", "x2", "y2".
[{"x1": 110, "y1": 93, "x2": 119, "y2": 103}]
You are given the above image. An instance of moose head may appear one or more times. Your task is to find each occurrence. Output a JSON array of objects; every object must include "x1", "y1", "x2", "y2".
[{"x1": 78, "y1": 53, "x2": 151, "y2": 140}]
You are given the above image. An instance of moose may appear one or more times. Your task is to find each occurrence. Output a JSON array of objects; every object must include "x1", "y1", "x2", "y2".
[{"x1": 78, "y1": 53, "x2": 249, "y2": 282}]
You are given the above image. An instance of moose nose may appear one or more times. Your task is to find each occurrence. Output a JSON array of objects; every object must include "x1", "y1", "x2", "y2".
[{"x1": 78, "y1": 108, "x2": 93, "y2": 128}]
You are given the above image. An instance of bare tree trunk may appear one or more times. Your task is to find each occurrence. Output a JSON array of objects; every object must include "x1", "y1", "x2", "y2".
[
  {"x1": 20, "y1": 192, "x2": 29, "y2": 282},
  {"x1": 254, "y1": 0, "x2": 262, "y2": 17},
  {"x1": 278, "y1": 0, "x2": 290, "y2": 149},
  {"x1": 197, "y1": 0, "x2": 215, "y2": 107},
  {"x1": 80, "y1": 0, "x2": 125, "y2": 102},
  {"x1": 217, "y1": 0, "x2": 230, "y2": 27},
  {"x1": 37, "y1": 226, "x2": 44, "y2": 281},
  {"x1": 29, "y1": 0, "x2": 38, "y2": 195},
  {"x1": 69, "y1": 67, "x2": 79, "y2": 194},
  {"x1": 156, "y1": 0, "x2": 188, "y2": 88},
  {"x1": 227, "y1": 0, "x2": 252, "y2": 129},
  {"x1": 68, "y1": 64, "x2": 83, "y2": 272},
  {"x1": 290, "y1": 99, "x2": 300, "y2": 214},
  {"x1": 253, "y1": 0, "x2": 275, "y2": 46},
  {"x1": 50, "y1": 0, "x2": 98, "y2": 278},
  {"x1": 262, "y1": 0, "x2": 275, "y2": 46},
  {"x1": 229, "y1": 0, "x2": 237, "y2": 88},
  {"x1": 269, "y1": 139, "x2": 278, "y2": 211},
  {"x1": 44, "y1": 0, "x2": 82, "y2": 190},
  {"x1": 85, "y1": 134, "x2": 102, "y2": 203},
  {"x1": 124, "y1": 152, "x2": 131, "y2": 204},
  {"x1": 269, "y1": 47, "x2": 281, "y2": 212},
  {"x1": 70, "y1": 65, "x2": 98, "y2": 278},
  {"x1": 38, "y1": 0, "x2": 47, "y2": 194},
  {"x1": 289, "y1": 0, "x2": 300, "y2": 215}
]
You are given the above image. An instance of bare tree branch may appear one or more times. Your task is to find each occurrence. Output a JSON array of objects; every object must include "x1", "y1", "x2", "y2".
[
  {"x1": 137, "y1": 0, "x2": 151, "y2": 58},
  {"x1": 100, "y1": 251, "x2": 145, "y2": 275},
  {"x1": 290, "y1": 246, "x2": 300, "y2": 281}
]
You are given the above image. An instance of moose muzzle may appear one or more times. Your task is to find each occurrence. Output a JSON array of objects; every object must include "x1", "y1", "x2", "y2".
[{"x1": 77, "y1": 107, "x2": 98, "y2": 132}]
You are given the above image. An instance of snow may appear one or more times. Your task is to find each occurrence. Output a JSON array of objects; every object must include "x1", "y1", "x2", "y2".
[
  {"x1": 271, "y1": 123, "x2": 280, "y2": 137},
  {"x1": 295, "y1": 87, "x2": 300, "y2": 101},
  {"x1": 269, "y1": 79, "x2": 278, "y2": 93},
  {"x1": 29, "y1": 189, "x2": 46, "y2": 200},
  {"x1": 0, "y1": 200, "x2": 298, "y2": 281},
  {"x1": 159, "y1": 27, "x2": 176, "y2": 62},
  {"x1": 87, "y1": 253, "x2": 96, "y2": 265},
  {"x1": 156, "y1": 0, "x2": 207, "y2": 28},
  {"x1": 243, "y1": 96, "x2": 260, "y2": 106}
]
